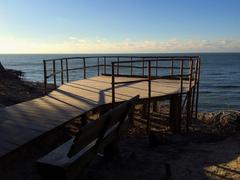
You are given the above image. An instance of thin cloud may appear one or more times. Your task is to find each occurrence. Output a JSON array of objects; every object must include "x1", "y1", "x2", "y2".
[
  {"x1": 0, "y1": 37, "x2": 240, "y2": 53},
  {"x1": 68, "y1": 36, "x2": 77, "y2": 40}
]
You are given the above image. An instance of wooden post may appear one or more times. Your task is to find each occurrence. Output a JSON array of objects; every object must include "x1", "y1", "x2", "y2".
[
  {"x1": 111, "y1": 62, "x2": 115, "y2": 108},
  {"x1": 61, "y1": 59, "x2": 64, "y2": 84},
  {"x1": 53, "y1": 60, "x2": 56, "y2": 89},
  {"x1": 104, "y1": 57, "x2": 106, "y2": 74},
  {"x1": 142, "y1": 57, "x2": 145, "y2": 76},
  {"x1": 65, "y1": 58, "x2": 69, "y2": 82},
  {"x1": 147, "y1": 60, "x2": 151, "y2": 132},
  {"x1": 117, "y1": 57, "x2": 119, "y2": 75},
  {"x1": 178, "y1": 59, "x2": 184, "y2": 133},
  {"x1": 97, "y1": 57, "x2": 100, "y2": 76},
  {"x1": 155, "y1": 58, "x2": 158, "y2": 77},
  {"x1": 169, "y1": 95, "x2": 181, "y2": 133},
  {"x1": 130, "y1": 57, "x2": 133, "y2": 76},
  {"x1": 186, "y1": 58, "x2": 193, "y2": 132},
  {"x1": 191, "y1": 60, "x2": 198, "y2": 119},
  {"x1": 112, "y1": 62, "x2": 115, "y2": 108},
  {"x1": 83, "y1": 58, "x2": 86, "y2": 79},
  {"x1": 43, "y1": 60, "x2": 47, "y2": 94},
  {"x1": 171, "y1": 58, "x2": 174, "y2": 76},
  {"x1": 195, "y1": 58, "x2": 201, "y2": 120}
]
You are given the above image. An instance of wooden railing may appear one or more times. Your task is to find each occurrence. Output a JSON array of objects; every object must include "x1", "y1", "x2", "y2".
[
  {"x1": 110, "y1": 57, "x2": 200, "y2": 132},
  {"x1": 43, "y1": 56, "x2": 200, "y2": 89},
  {"x1": 43, "y1": 56, "x2": 200, "y2": 132}
]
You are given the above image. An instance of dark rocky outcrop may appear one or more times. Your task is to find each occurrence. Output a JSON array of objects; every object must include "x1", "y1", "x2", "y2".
[{"x1": 0, "y1": 62, "x2": 53, "y2": 107}]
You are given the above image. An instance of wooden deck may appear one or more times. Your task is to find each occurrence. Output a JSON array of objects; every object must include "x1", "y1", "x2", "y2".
[{"x1": 0, "y1": 75, "x2": 193, "y2": 158}]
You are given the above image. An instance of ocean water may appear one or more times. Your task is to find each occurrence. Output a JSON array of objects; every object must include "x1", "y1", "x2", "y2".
[{"x1": 0, "y1": 53, "x2": 240, "y2": 112}]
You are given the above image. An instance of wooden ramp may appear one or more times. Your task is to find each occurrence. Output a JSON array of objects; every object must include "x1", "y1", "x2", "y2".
[{"x1": 0, "y1": 75, "x2": 192, "y2": 159}]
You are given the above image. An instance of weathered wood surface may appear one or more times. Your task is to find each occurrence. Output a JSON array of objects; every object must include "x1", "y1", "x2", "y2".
[{"x1": 0, "y1": 76, "x2": 193, "y2": 158}]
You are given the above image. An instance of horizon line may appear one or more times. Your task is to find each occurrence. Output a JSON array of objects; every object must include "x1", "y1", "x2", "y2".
[{"x1": 0, "y1": 51, "x2": 240, "y2": 55}]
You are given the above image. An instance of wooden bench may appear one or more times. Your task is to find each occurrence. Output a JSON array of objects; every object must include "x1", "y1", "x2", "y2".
[{"x1": 36, "y1": 95, "x2": 139, "y2": 180}]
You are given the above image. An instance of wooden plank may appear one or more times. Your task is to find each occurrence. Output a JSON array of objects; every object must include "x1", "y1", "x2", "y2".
[
  {"x1": 0, "y1": 115, "x2": 61, "y2": 132},
  {"x1": 0, "y1": 123, "x2": 43, "y2": 149},
  {"x1": 1, "y1": 96, "x2": 84, "y2": 119}
]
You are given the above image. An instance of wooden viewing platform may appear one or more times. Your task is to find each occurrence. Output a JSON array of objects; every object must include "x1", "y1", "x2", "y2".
[{"x1": 0, "y1": 56, "x2": 200, "y2": 161}]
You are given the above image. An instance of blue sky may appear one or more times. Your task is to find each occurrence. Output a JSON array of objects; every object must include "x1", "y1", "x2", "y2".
[{"x1": 0, "y1": 0, "x2": 240, "y2": 53}]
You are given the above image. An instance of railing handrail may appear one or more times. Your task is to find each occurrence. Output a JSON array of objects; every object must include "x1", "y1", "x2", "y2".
[
  {"x1": 43, "y1": 55, "x2": 200, "y2": 133},
  {"x1": 110, "y1": 57, "x2": 200, "y2": 132},
  {"x1": 110, "y1": 58, "x2": 200, "y2": 90},
  {"x1": 43, "y1": 56, "x2": 200, "y2": 90},
  {"x1": 43, "y1": 55, "x2": 200, "y2": 62}
]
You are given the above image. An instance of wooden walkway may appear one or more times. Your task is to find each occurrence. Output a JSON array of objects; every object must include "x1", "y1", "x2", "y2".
[{"x1": 0, "y1": 75, "x2": 193, "y2": 158}]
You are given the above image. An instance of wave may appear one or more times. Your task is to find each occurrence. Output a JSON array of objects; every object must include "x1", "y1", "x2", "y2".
[{"x1": 212, "y1": 85, "x2": 240, "y2": 89}]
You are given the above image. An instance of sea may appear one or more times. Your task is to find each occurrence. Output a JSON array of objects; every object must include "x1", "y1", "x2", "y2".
[{"x1": 0, "y1": 53, "x2": 239, "y2": 112}]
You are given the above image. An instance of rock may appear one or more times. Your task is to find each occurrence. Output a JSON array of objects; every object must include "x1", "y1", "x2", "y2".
[{"x1": 0, "y1": 66, "x2": 54, "y2": 106}]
